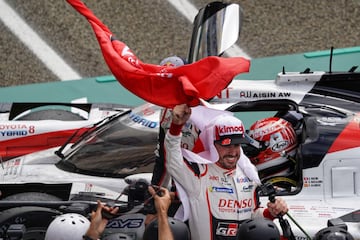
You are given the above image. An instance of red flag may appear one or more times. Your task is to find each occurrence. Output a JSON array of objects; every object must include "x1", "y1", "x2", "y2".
[{"x1": 67, "y1": 0, "x2": 250, "y2": 108}]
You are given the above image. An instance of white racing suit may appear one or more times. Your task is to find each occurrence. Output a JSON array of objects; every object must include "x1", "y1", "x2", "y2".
[{"x1": 165, "y1": 126, "x2": 274, "y2": 240}]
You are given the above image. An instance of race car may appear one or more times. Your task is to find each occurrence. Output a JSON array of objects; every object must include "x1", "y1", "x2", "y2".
[
  {"x1": 0, "y1": 102, "x2": 159, "y2": 201},
  {"x1": 0, "y1": 102, "x2": 161, "y2": 239},
  {"x1": 0, "y1": 101, "x2": 130, "y2": 161},
  {"x1": 1, "y1": 76, "x2": 359, "y2": 238}
]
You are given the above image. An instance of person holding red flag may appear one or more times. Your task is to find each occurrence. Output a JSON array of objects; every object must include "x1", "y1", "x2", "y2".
[
  {"x1": 66, "y1": 0, "x2": 250, "y2": 108},
  {"x1": 164, "y1": 104, "x2": 289, "y2": 240}
]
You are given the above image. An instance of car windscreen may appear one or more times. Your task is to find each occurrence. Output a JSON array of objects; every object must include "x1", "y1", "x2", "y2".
[{"x1": 56, "y1": 113, "x2": 158, "y2": 178}]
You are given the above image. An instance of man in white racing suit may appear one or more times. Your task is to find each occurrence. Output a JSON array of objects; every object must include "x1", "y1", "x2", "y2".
[{"x1": 165, "y1": 104, "x2": 288, "y2": 240}]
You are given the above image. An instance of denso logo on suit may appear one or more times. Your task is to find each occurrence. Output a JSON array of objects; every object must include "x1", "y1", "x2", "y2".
[{"x1": 218, "y1": 198, "x2": 252, "y2": 209}]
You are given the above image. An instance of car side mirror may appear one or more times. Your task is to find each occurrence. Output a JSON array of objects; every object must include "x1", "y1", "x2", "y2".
[{"x1": 187, "y1": 2, "x2": 242, "y2": 63}]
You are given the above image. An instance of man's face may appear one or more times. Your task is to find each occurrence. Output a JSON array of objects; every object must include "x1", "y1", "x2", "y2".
[{"x1": 214, "y1": 143, "x2": 241, "y2": 169}]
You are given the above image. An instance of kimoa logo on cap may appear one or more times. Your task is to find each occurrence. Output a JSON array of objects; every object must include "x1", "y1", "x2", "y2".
[{"x1": 216, "y1": 125, "x2": 244, "y2": 136}]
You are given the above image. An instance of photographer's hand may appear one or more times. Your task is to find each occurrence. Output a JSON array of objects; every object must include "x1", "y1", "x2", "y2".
[
  {"x1": 148, "y1": 186, "x2": 171, "y2": 215},
  {"x1": 148, "y1": 186, "x2": 174, "y2": 240}
]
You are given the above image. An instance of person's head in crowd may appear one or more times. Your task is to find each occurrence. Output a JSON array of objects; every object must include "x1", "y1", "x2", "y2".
[
  {"x1": 236, "y1": 218, "x2": 280, "y2": 240},
  {"x1": 160, "y1": 55, "x2": 185, "y2": 67},
  {"x1": 102, "y1": 233, "x2": 133, "y2": 240},
  {"x1": 143, "y1": 217, "x2": 191, "y2": 240},
  {"x1": 45, "y1": 213, "x2": 90, "y2": 240},
  {"x1": 314, "y1": 226, "x2": 354, "y2": 240}
]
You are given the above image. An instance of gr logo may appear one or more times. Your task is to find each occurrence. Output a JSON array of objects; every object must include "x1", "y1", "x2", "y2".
[{"x1": 216, "y1": 222, "x2": 238, "y2": 236}]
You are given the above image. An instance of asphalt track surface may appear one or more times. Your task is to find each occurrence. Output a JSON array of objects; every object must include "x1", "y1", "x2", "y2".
[{"x1": 0, "y1": 0, "x2": 359, "y2": 87}]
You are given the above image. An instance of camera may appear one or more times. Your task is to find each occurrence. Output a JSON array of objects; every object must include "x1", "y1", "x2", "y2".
[
  {"x1": 127, "y1": 179, "x2": 162, "y2": 214},
  {"x1": 127, "y1": 179, "x2": 149, "y2": 208},
  {"x1": 143, "y1": 185, "x2": 163, "y2": 214}
]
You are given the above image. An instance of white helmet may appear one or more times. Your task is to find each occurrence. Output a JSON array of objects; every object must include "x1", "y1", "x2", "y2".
[{"x1": 45, "y1": 213, "x2": 90, "y2": 240}]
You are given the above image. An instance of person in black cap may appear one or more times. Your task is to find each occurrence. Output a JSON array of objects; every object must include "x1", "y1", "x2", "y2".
[
  {"x1": 314, "y1": 226, "x2": 354, "y2": 240},
  {"x1": 236, "y1": 218, "x2": 281, "y2": 240},
  {"x1": 164, "y1": 104, "x2": 289, "y2": 240}
]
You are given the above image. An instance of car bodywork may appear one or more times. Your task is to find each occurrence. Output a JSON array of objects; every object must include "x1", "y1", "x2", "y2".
[
  {"x1": 0, "y1": 103, "x2": 160, "y2": 239},
  {"x1": 213, "y1": 69, "x2": 360, "y2": 239},
  {"x1": 1, "y1": 69, "x2": 359, "y2": 238},
  {"x1": 0, "y1": 103, "x2": 159, "y2": 200},
  {"x1": 0, "y1": 102, "x2": 129, "y2": 161}
]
